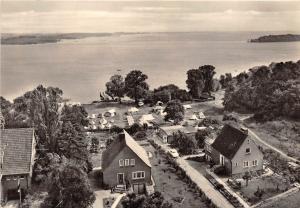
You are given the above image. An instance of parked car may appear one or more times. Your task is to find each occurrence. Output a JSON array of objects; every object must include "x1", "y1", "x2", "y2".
[{"x1": 168, "y1": 149, "x2": 179, "y2": 158}]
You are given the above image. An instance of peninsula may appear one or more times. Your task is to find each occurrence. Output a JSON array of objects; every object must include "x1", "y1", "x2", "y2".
[{"x1": 250, "y1": 34, "x2": 300, "y2": 43}]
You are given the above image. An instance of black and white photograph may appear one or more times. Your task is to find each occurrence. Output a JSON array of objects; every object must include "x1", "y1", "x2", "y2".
[{"x1": 1, "y1": 0, "x2": 300, "y2": 208}]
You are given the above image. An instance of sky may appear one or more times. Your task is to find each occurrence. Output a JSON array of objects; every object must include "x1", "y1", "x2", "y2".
[{"x1": 1, "y1": 1, "x2": 300, "y2": 33}]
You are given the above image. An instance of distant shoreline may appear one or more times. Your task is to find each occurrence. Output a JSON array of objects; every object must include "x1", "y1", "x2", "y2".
[
  {"x1": 1, "y1": 32, "x2": 145, "y2": 45},
  {"x1": 3, "y1": 32, "x2": 300, "y2": 45},
  {"x1": 250, "y1": 34, "x2": 300, "y2": 43}
]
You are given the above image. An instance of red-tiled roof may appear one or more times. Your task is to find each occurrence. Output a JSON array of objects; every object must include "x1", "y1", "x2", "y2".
[
  {"x1": 1, "y1": 128, "x2": 35, "y2": 175},
  {"x1": 211, "y1": 125, "x2": 248, "y2": 160}
]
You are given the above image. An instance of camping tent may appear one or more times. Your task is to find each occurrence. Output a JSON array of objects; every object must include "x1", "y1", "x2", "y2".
[
  {"x1": 183, "y1": 104, "x2": 192, "y2": 110},
  {"x1": 99, "y1": 118, "x2": 108, "y2": 125},
  {"x1": 104, "y1": 109, "x2": 116, "y2": 117},
  {"x1": 198, "y1": 112, "x2": 206, "y2": 119},
  {"x1": 190, "y1": 114, "x2": 198, "y2": 120},
  {"x1": 128, "y1": 107, "x2": 139, "y2": 113}
]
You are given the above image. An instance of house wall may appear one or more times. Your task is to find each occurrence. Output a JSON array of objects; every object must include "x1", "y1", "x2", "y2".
[
  {"x1": 103, "y1": 146, "x2": 151, "y2": 188},
  {"x1": 0, "y1": 174, "x2": 29, "y2": 202},
  {"x1": 211, "y1": 147, "x2": 232, "y2": 175},
  {"x1": 231, "y1": 138, "x2": 263, "y2": 176}
]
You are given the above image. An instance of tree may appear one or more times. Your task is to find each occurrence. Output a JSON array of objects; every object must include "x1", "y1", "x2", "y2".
[
  {"x1": 57, "y1": 121, "x2": 92, "y2": 173},
  {"x1": 13, "y1": 85, "x2": 63, "y2": 152},
  {"x1": 186, "y1": 65, "x2": 216, "y2": 98},
  {"x1": 41, "y1": 165, "x2": 95, "y2": 208},
  {"x1": 236, "y1": 72, "x2": 249, "y2": 84},
  {"x1": 122, "y1": 192, "x2": 172, "y2": 208},
  {"x1": 105, "y1": 74, "x2": 125, "y2": 102},
  {"x1": 61, "y1": 105, "x2": 89, "y2": 131},
  {"x1": 143, "y1": 192, "x2": 173, "y2": 208},
  {"x1": 164, "y1": 100, "x2": 184, "y2": 124},
  {"x1": 171, "y1": 131, "x2": 196, "y2": 155},
  {"x1": 186, "y1": 69, "x2": 205, "y2": 98},
  {"x1": 243, "y1": 171, "x2": 252, "y2": 186},
  {"x1": 125, "y1": 70, "x2": 149, "y2": 104},
  {"x1": 195, "y1": 129, "x2": 211, "y2": 148},
  {"x1": 199, "y1": 65, "x2": 216, "y2": 95}
]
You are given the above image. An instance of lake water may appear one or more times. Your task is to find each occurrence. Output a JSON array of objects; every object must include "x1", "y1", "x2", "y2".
[{"x1": 1, "y1": 32, "x2": 300, "y2": 103}]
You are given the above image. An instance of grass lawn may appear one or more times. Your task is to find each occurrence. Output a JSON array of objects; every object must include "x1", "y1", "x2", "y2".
[
  {"x1": 87, "y1": 132, "x2": 110, "y2": 168},
  {"x1": 142, "y1": 142, "x2": 208, "y2": 208},
  {"x1": 238, "y1": 175, "x2": 291, "y2": 205},
  {"x1": 185, "y1": 160, "x2": 209, "y2": 176},
  {"x1": 261, "y1": 191, "x2": 300, "y2": 208}
]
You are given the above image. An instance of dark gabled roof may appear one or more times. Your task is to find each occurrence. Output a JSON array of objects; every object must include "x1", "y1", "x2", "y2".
[
  {"x1": 211, "y1": 125, "x2": 248, "y2": 160},
  {"x1": 102, "y1": 130, "x2": 151, "y2": 170},
  {"x1": 1, "y1": 128, "x2": 35, "y2": 175}
]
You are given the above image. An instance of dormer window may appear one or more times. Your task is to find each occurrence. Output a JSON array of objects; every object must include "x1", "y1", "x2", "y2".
[{"x1": 246, "y1": 148, "x2": 251, "y2": 154}]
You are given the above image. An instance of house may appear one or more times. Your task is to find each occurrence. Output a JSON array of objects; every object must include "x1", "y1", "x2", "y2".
[
  {"x1": 126, "y1": 115, "x2": 135, "y2": 126},
  {"x1": 158, "y1": 125, "x2": 186, "y2": 143},
  {"x1": 0, "y1": 128, "x2": 36, "y2": 203},
  {"x1": 206, "y1": 125, "x2": 263, "y2": 176},
  {"x1": 102, "y1": 130, "x2": 151, "y2": 194},
  {"x1": 139, "y1": 114, "x2": 155, "y2": 127}
]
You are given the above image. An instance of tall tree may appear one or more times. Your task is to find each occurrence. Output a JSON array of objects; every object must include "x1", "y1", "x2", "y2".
[
  {"x1": 13, "y1": 85, "x2": 63, "y2": 152},
  {"x1": 41, "y1": 165, "x2": 95, "y2": 208},
  {"x1": 186, "y1": 65, "x2": 216, "y2": 98},
  {"x1": 164, "y1": 100, "x2": 185, "y2": 124},
  {"x1": 171, "y1": 131, "x2": 196, "y2": 155},
  {"x1": 186, "y1": 69, "x2": 205, "y2": 98},
  {"x1": 57, "y1": 121, "x2": 92, "y2": 173},
  {"x1": 199, "y1": 65, "x2": 216, "y2": 95},
  {"x1": 105, "y1": 74, "x2": 125, "y2": 102},
  {"x1": 125, "y1": 70, "x2": 149, "y2": 104}
]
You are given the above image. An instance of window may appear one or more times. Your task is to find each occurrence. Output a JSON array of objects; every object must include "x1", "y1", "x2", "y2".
[
  {"x1": 245, "y1": 148, "x2": 251, "y2": 154},
  {"x1": 243, "y1": 161, "x2": 249, "y2": 167},
  {"x1": 125, "y1": 159, "x2": 130, "y2": 166},
  {"x1": 132, "y1": 171, "x2": 145, "y2": 179},
  {"x1": 119, "y1": 159, "x2": 124, "y2": 167},
  {"x1": 235, "y1": 162, "x2": 238, "y2": 167},
  {"x1": 252, "y1": 160, "x2": 258, "y2": 166},
  {"x1": 247, "y1": 139, "x2": 250, "y2": 144},
  {"x1": 130, "y1": 159, "x2": 135, "y2": 166}
]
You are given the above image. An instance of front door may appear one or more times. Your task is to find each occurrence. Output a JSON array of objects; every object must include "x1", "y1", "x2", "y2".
[{"x1": 117, "y1": 173, "x2": 124, "y2": 184}]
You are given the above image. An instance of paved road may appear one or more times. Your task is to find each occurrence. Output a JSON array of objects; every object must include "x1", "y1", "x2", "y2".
[
  {"x1": 244, "y1": 126, "x2": 299, "y2": 163},
  {"x1": 177, "y1": 158, "x2": 235, "y2": 208}
]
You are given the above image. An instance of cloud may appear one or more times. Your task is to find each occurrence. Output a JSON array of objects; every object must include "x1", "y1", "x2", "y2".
[{"x1": 2, "y1": 5, "x2": 300, "y2": 33}]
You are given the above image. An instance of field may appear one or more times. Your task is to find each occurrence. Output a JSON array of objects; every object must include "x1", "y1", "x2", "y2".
[
  {"x1": 245, "y1": 120, "x2": 300, "y2": 159},
  {"x1": 142, "y1": 142, "x2": 208, "y2": 208}
]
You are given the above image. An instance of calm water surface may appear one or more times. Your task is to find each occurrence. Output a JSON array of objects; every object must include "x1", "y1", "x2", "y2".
[{"x1": 1, "y1": 32, "x2": 300, "y2": 102}]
